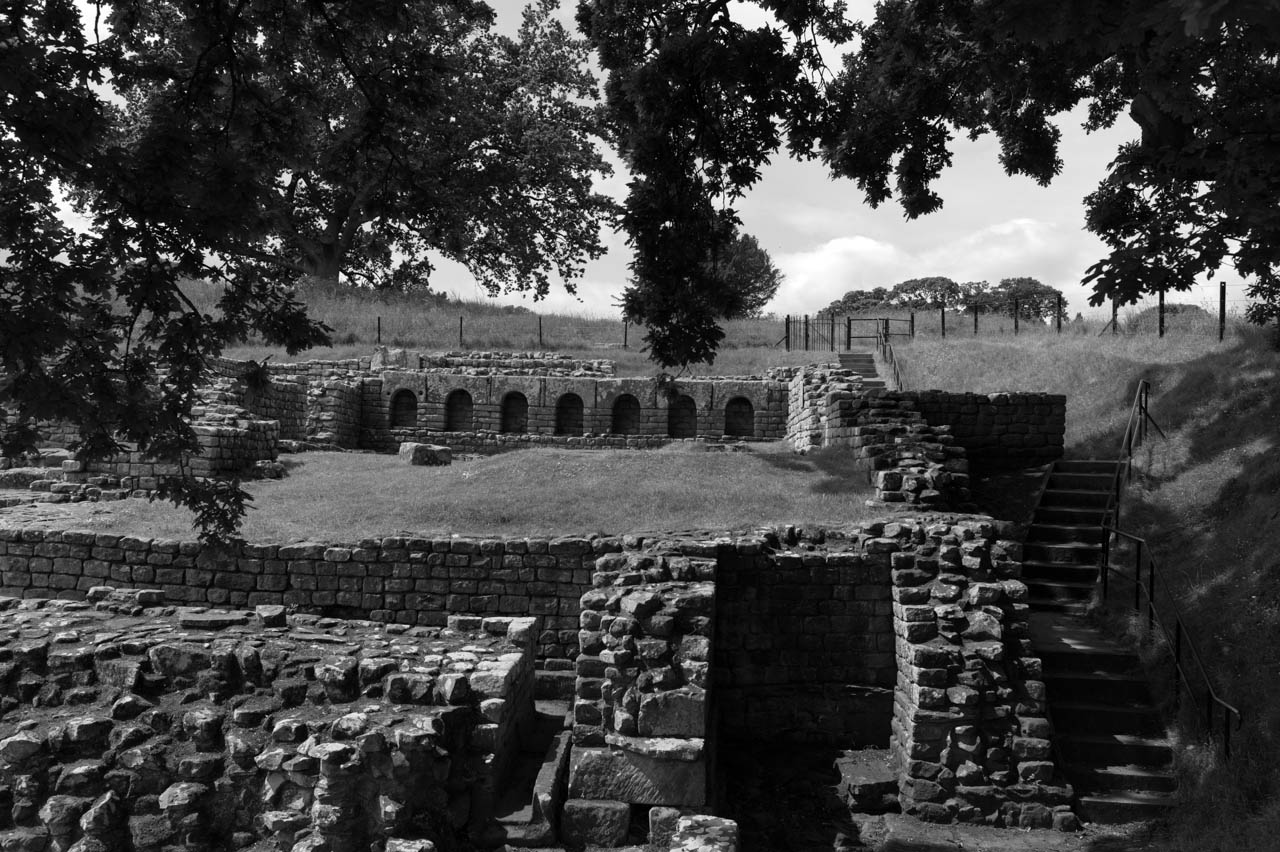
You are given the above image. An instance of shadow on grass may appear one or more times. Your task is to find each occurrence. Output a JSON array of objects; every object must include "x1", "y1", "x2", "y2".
[{"x1": 749, "y1": 446, "x2": 876, "y2": 497}]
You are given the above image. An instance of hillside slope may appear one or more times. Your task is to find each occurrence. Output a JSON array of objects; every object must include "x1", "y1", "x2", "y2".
[{"x1": 1116, "y1": 336, "x2": 1280, "y2": 850}]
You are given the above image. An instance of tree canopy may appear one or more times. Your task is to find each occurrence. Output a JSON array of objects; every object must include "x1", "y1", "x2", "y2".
[
  {"x1": 102, "y1": 0, "x2": 616, "y2": 295},
  {"x1": 823, "y1": 0, "x2": 1280, "y2": 318},
  {"x1": 586, "y1": 0, "x2": 1280, "y2": 358},
  {"x1": 1, "y1": 0, "x2": 614, "y2": 541},
  {"x1": 820, "y1": 277, "x2": 1066, "y2": 317},
  {"x1": 707, "y1": 233, "x2": 784, "y2": 320},
  {"x1": 579, "y1": 0, "x2": 853, "y2": 368}
]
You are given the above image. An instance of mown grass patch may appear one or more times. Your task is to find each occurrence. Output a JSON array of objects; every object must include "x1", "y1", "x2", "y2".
[{"x1": 21, "y1": 444, "x2": 880, "y2": 542}]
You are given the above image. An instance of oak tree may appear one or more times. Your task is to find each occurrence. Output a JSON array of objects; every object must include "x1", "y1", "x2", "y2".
[{"x1": 821, "y1": 0, "x2": 1280, "y2": 323}]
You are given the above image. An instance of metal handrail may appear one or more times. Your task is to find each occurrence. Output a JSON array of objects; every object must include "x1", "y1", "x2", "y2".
[
  {"x1": 1100, "y1": 524, "x2": 1244, "y2": 757},
  {"x1": 1101, "y1": 380, "x2": 1166, "y2": 531},
  {"x1": 1095, "y1": 378, "x2": 1239, "y2": 757},
  {"x1": 876, "y1": 331, "x2": 905, "y2": 391}
]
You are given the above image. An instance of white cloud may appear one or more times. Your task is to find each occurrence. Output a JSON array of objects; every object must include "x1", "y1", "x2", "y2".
[{"x1": 765, "y1": 218, "x2": 1116, "y2": 316}]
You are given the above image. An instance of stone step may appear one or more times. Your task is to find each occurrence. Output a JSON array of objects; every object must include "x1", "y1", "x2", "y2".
[
  {"x1": 1048, "y1": 471, "x2": 1116, "y2": 491},
  {"x1": 1058, "y1": 733, "x2": 1173, "y2": 767},
  {"x1": 1054, "y1": 459, "x2": 1123, "y2": 475},
  {"x1": 1044, "y1": 671, "x2": 1153, "y2": 704},
  {"x1": 1051, "y1": 700, "x2": 1168, "y2": 737},
  {"x1": 1027, "y1": 596, "x2": 1090, "y2": 615},
  {"x1": 1025, "y1": 578, "x2": 1096, "y2": 604},
  {"x1": 1022, "y1": 541, "x2": 1102, "y2": 565},
  {"x1": 1027, "y1": 523, "x2": 1105, "y2": 545},
  {"x1": 1038, "y1": 489, "x2": 1112, "y2": 509},
  {"x1": 1021, "y1": 560, "x2": 1099, "y2": 584},
  {"x1": 1075, "y1": 790, "x2": 1177, "y2": 824},
  {"x1": 1033, "y1": 505, "x2": 1110, "y2": 526},
  {"x1": 1070, "y1": 764, "x2": 1178, "y2": 794}
]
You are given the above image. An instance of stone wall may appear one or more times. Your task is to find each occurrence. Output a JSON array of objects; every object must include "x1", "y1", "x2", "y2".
[
  {"x1": 784, "y1": 368, "x2": 1064, "y2": 471},
  {"x1": 884, "y1": 519, "x2": 1076, "y2": 828},
  {"x1": 0, "y1": 529, "x2": 598, "y2": 665},
  {"x1": 911, "y1": 391, "x2": 1065, "y2": 469},
  {"x1": 715, "y1": 536, "x2": 896, "y2": 745},
  {"x1": 0, "y1": 587, "x2": 537, "y2": 852},
  {"x1": 306, "y1": 380, "x2": 362, "y2": 447},
  {"x1": 566, "y1": 551, "x2": 716, "y2": 847}
]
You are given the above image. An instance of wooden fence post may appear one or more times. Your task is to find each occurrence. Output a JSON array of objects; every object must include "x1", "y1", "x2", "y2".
[
  {"x1": 1159, "y1": 290, "x2": 1166, "y2": 338},
  {"x1": 1014, "y1": 300, "x2": 1020, "y2": 335},
  {"x1": 624, "y1": 321, "x2": 629, "y2": 349},
  {"x1": 538, "y1": 316, "x2": 543, "y2": 349},
  {"x1": 458, "y1": 315, "x2": 463, "y2": 348},
  {"x1": 1112, "y1": 299, "x2": 1118, "y2": 335},
  {"x1": 940, "y1": 305, "x2": 946, "y2": 338},
  {"x1": 804, "y1": 315, "x2": 810, "y2": 351},
  {"x1": 909, "y1": 312, "x2": 915, "y2": 337},
  {"x1": 1056, "y1": 294, "x2": 1063, "y2": 334},
  {"x1": 377, "y1": 316, "x2": 381, "y2": 345},
  {"x1": 1219, "y1": 282, "x2": 1226, "y2": 342},
  {"x1": 784, "y1": 315, "x2": 790, "y2": 351},
  {"x1": 846, "y1": 317, "x2": 852, "y2": 350},
  {"x1": 973, "y1": 307, "x2": 978, "y2": 336},
  {"x1": 830, "y1": 313, "x2": 836, "y2": 352}
]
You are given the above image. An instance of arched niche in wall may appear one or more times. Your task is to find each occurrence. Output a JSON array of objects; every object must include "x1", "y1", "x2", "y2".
[
  {"x1": 667, "y1": 394, "x2": 697, "y2": 439},
  {"x1": 389, "y1": 389, "x2": 418, "y2": 428},
  {"x1": 445, "y1": 389, "x2": 473, "y2": 432},
  {"x1": 725, "y1": 396, "x2": 755, "y2": 437},
  {"x1": 555, "y1": 393, "x2": 584, "y2": 436},
  {"x1": 611, "y1": 394, "x2": 641, "y2": 435},
  {"x1": 500, "y1": 391, "x2": 529, "y2": 434}
]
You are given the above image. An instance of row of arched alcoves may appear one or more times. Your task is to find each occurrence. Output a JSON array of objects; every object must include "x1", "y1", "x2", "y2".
[{"x1": 388, "y1": 389, "x2": 756, "y2": 438}]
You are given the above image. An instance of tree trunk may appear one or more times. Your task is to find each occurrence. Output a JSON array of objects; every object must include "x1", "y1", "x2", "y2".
[{"x1": 303, "y1": 252, "x2": 342, "y2": 287}]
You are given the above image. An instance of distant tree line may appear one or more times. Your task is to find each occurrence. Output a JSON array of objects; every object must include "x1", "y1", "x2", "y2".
[{"x1": 821, "y1": 277, "x2": 1068, "y2": 321}]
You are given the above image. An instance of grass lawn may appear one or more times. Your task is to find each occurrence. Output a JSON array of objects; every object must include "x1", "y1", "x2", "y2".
[{"x1": 13, "y1": 444, "x2": 883, "y2": 542}]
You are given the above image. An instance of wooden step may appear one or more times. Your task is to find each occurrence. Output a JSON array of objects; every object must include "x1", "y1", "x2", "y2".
[{"x1": 1048, "y1": 471, "x2": 1116, "y2": 491}]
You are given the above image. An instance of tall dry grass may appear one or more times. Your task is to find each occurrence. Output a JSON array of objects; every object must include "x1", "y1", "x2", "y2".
[
  {"x1": 186, "y1": 279, "x2": 787, "y2": 364},
  {"x1": 892, "y1": 323, "x2": 1257, "y2": 451}
]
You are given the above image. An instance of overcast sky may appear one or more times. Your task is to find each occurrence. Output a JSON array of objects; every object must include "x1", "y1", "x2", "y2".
[{"x1": 445, "y1": 0, "x2": 1251, "y2": 320}]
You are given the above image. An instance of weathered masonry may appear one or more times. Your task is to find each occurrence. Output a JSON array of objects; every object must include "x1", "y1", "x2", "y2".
[{"x1": 0, "y1": 516, "x2": 1079, "y2": 841}]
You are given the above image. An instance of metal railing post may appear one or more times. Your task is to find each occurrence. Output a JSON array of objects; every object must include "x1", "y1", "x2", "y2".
[
  {"x1": 1148, "y1": 554, "x2": 1156, "y2": 632},
  {"x1": 804, "y1": 315, "x2": 810, "y2": 351},
  {"x1": 1133, "y1": 540, "x2": 1143, "y2": 613}
]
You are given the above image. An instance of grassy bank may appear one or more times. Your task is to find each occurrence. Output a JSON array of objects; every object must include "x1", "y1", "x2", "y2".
[
  {"x1": 4, "y1": 444, "x2": 879, "y2": 541},
  {"x1": 893, "y1": 328, "x2": 1256, "y2": 451},
  {"x1": 1097, "y1": 337, "x2": 1280, "y2": 851}
]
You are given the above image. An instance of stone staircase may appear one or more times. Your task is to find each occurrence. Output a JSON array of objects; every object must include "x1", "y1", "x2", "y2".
[
  {"x1": 1025, "y1": 459, "x2": 1177, "y2": 824},
  {"x1": 836, "y1": 351, "x2": 888, "y2": 389}
]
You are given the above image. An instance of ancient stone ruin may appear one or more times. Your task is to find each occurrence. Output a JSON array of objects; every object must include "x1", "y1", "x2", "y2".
[{"x1": 0, "y1": 351, "x2": 1083, "y2": 850}]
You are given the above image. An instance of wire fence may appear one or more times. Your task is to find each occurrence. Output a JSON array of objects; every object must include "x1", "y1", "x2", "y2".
[{"x1": 786, "y1": 283, "x2": 1254, "y2": 351}]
